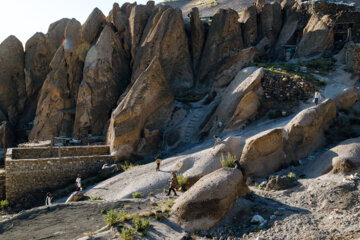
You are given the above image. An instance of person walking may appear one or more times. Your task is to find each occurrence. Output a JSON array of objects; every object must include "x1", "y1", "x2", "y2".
[
  {"x1": 75, "y1": 174, "x2": 82, "y2": 191},
  {"x1": 45, "y1": 192, "x2": 53, "y2": 206},
  {"x1": 213, "y1": 135, "x2": 222, "y2": 149},
  {"x1": 313, "y1": 90, "x2": 321, "y2": 105},
  {"x1": 155, "y1": 157, "x2": 161, "y2": 171},
  {"x1": 167, "y1": 172, "x2": 179, "y2": 196}
]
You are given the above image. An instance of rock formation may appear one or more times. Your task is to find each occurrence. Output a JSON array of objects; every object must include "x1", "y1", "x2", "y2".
[
  {"x1": 0, "y1": 36, "x2": 26, "y2": 126},
  {"x1": 189, "y1": 7, "x2": 205, "y2": 72},
  {"x1": 172, "y1": 168, "x2": 250, "y2": 231},
  {"x1": 107, "y1": 57, "x2": 174, "y2": 159},
  {"x1": 30, "y1": 19, "x2": 90, "y2": 140},
  {"x1": 82, "y1": 8, "x2": 106, "y2": 45},
  {"x1": 74, "y1": 25, "x2": 131, "y2": 138},
  {"x1": 240, "y1": 6, "x2": 258, "y2": 48},
  {"x1": 333, "y1": 87, "x2": 360, "y2": 109}
]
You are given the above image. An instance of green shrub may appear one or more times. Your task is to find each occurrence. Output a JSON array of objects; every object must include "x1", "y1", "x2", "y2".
[
  {"x1": 288, "y1": 172, "x2": 296, "y2": 179},
  {"x1": 133, "y1": 217, "x2": 151, "y2": 236},
  {"x1": 149, "y1": 192, "x2": 154, "y2": 196},
  {"x1": 120, "y1": 226, "x2": 136, "y2": 240},
  {"x1": 164, "y1": 200, "x2": 174, "y2": 208},
  {"x1": 90, "y1": 196, "x2": 103, "y2": 201},
  {"x1": 119, "y1": 161, "x2": 137, "y2": 171},
  {"x1": 220, "y1": 152, "x2": 236, "y2": 168},
  {"x1": 132, "y1": 192, "x2": 142, "y2": 199},
  {"x1": 318, "y1": 79, "x2": 327, "y2": 86},
  {"x1": 177, "y1": 176, "x2": 188, "y2": 190},
  {"x1": 104, "y1": 209, "x2": 121, "y2": 226},
  {"x1": 0, "y1": 200, "x2": 9, "y2": 211}
]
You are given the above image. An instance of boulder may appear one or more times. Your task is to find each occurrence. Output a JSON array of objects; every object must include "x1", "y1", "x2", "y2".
[
  {"x1": 0, "y1": 36, "x2": 26, "y2": 126},
  {"x1": 30, "y1": 19, "x2": 90, "y2": 140},
  {"x1": 172, "y1": 168, "x2": 250, "y2": 231},
  {"x1": 334, "y1": 87, "x2": 360, "y2": 109},
  {"x1": 131, "y1": 6, "x2": 193, "y2": 96},
  {"x1": 308, "y1": 137, "x2": 360, "y2": 177},
  {"x1": 66, "y1": 191, "x2": 84, "y2": 203},
  {"x1": 82, "y1": 8, "x2": 106, "y2": 44},
  {"x1": 47, "y1": 18, "x2": 71, "y2": 50},
  {"x1": 205, "y1": 67, "x2": 263, "y2": 135},
  {"x1": 264, "y1": 175, "x2": 298, "y2": 191},
  {"x1": 73, "y1": 25, "x2": 131, "y2": 138},
  {"x1": 256, "y1": 37, "x2": 272, "y2": 57},
  {"x1": 284, "y1": 99, "x2": 336, "y2": 161},
  {"x1": 198, "y1": 9, "x2": 244, "y2": 86},
  {"x1": 107, "y1": 57, "x2": 174, "y2": 158},
  {"x1": 258, "y1": 2, "x2": 282, "y2": 44},
  {"x1": 230, "y1": 91, "x2": 260, "y2": 128},
  {"x1": 240, "y1": 128, "x2": 287, "y2": 177},
  {"x1": 100, "y1": 163, "x2": 119, "y2": 178},
  {"x1": 213, "y1": 47, "x2": 258, "y2": 89},
  {"x1": 240, "y1": 6, "x2": 258, "y2": 48},
  {"x1": 297, "y1": 13, "x2": 334, "y2": 57},
  {"x1": 189, "y1": 7, "x2": 205, "y2": 71}
]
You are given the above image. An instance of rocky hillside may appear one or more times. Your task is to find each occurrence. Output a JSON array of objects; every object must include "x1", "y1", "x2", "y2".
[{"x1": 1, "y1": 0, "x2": 360, "y2": 239}]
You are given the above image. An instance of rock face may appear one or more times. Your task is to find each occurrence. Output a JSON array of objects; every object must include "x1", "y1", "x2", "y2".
[
  {"x1": 82, "y1": 8, "x2": 106, "y2": 44},
  {"x1": 107, "y1": 57, "x2": 174, "y2": 158},
  {"x1": 259, "y1": 2, "x2": 282, "y2": 44},
  {"x1": 309, "y1": 137, "x2": 360, "y2": 177},
  {"x1": 198, "y1": 9, "x2": 244, "y2": 86},
  {"x1": 297, "y1": 13, "x2": 334, "y2": 57},
  {"x1": 66, "y1": 191, "x2": 84, "y2": 203},
  {"x1": 230, "y1": 91, "x2": 260, "y2": 128},
  {"x1": 189, "y1": 7, "x2": 205, "y2": 72},
  {"x1": 240, "y1": 128, "x2": 287, "y2": 177},
  {"x1": 73, "y1": 25, "x2": 131, "y2": 138},
  {"x1": 47, "y1": 18, "x2": 71, "y2": 50},
  {"x1": 334, "y1": 87, "x2": 360, "y2": 109},
  {"x1": 172, "y1": 168, "x2": 250, "y2": 231},
  {"x1": 0, "y1": 36, "x2": 26, "y2": 126},
  {"x1": 240, "y1": 6, "x2": 258, "y2": 48},
  {"x1": 240, "y1": 99, "x2": 336, "y2": 177},
  {"x1": 30, "y1": 19, "x2": 90, "y2": 140},
  {"x1": 131, "y1": 6, "x2": 193, "y2": 96},
  {"x1": 206, "y1": 67, "x2": 263, "y2": 134},
  {"x1": 284, "y1": 99, "x2": 336, "y2": 161}
]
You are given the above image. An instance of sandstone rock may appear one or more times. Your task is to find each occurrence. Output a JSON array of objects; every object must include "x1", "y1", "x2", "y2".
[
  {"x1": 284, "y1": 99, "x2": 336, "y2": 161},
  {"x1": 265, "y1": 175, "x2": 298, "y2": 191},
  {"x1": 0, "y1": 36, "x2": 26, "y2": 126},
  {"x1": 189, "y1": 7, "x2": 205, "y2": 71},
  {"x1": 240, "y1": 6, "x2": 258, "y2": 48},
  {"x1": 308, "y1": 137, "x2": 360, "y2": 177},
  {"x1": 129, "y1": 4, "x2": 152, "y2": 60},
  {"x1": 240, "y1": 128, "x2": 287, "y2": 177},
  {"x1": 172, "y1": 168, "x2": 249, "y2": 231},
  {"x1": 47, "y1": 18, "x2": 71, "y2": 49},
  {"x1": 198, "y1": 9, "x2": 244, "y2": 86},
  {"x1": 334, "y1": 87, "x2": 360, "y2": 109},
  {"x1": 259, "y1": 2, "x2": 282, "y2": 44},
  {"x1": 24, "y1": 32, "x2": 54, "y2": 98},
  {"x1": 297, "y1": 13, "x2": 334, "y2": 57},
  {"x1": 66, "y1": 191, "x2": 84, "y2": 203},
  {"x1": 73, "y1": 25, "x2": 131, "y2": 138},
  {"x1": 100, "y1": 163, "x2": 119, "y2": 178},
  {"x1": 206, "y1": 67, "x2": 263, "y2": 134},
  {"x1": 107, "y1": 57, "x2": 174, "y2": 158},
  {"x1": 230, "y1": 91, "x2": 260, "y2": 128},
  {"x1": 132, "y1": 6, "x2": 193, "y2": 96},
  {"x1": 213, "y1": 47, "x2": 258, "y2": 89},
  {"x1": 256, "y1": 37, "x2": 272, "y2": 57},
  {"x1": 82, "y1": 8, "x2": 106, "y2": 44},
  {"x1": 30, "y1": 19, "x2": 90, "y2": 140}
]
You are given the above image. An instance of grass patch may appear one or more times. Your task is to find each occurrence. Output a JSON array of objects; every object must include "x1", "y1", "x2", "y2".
[
  {"x1": 104, "y1": 209, "x2": 121, "y2": 226},
  {"x1": 1, "y1": 200, "x2": 9, "y2": 211},
  {"x1": 90, "y1": 196, "x2": 103, "y2": 201},
  {"x1": 177, "y1": 176, "x2": 188, "y2": 190},
  {"x1": 119, "y1": 161, "x2": 138, "y2": 171},
  {"x1": 220, "y1": 152, "x2": 236, "y2": 168},
  {"x1": 132, "y1": 192, "x2": 142, "y2": 199},
  {"x1": 133, "y1": 217, "x2": 151, "y2": 236},
  {"x1": 164, "y1": 199, "x2": 175, "y2": 208},
  {"x1": 288, "y1": 172, "x2": 296, "y2": 179},
  {"x1": 120, "y1": 226, "x2": 136, "y2": 240}
]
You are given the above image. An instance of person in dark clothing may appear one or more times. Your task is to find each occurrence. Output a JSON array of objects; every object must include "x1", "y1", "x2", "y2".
[
  {"x1": 234, "y1": 160, "x2": 246, "y2": 177},
  {"x1": 167, "y1": 172, "x2": 178, "y2": 196}
]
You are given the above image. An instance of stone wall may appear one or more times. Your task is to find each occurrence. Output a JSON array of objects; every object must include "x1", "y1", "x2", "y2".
[
  {"x1": 346, "y1": 43, "x2": 360, "y2": 74},
  {"x1": 5, "y1": 146, "x2": 116, "y2": 204},
  {"x1": 11, "y1": 145, "x2": 110, "y2": 159},
  {"x1": 0, "y1": 170, "x2": 5, "y2": 200}
]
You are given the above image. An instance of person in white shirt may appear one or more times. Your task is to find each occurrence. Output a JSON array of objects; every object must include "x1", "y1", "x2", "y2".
[
  {"x1": 45, "y1": 192, "x2": 53, "y2": 206},
  {"x1": 75, "y1": 174, "x2": 82, "y2": 191},
  {"x1": 314, "y1": 90, "x2": 321, "y2": 105}
]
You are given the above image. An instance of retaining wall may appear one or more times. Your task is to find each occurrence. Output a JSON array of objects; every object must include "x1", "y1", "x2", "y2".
[{"x1": 0, "y1": 171, "x2": 5, "y2": 200}]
